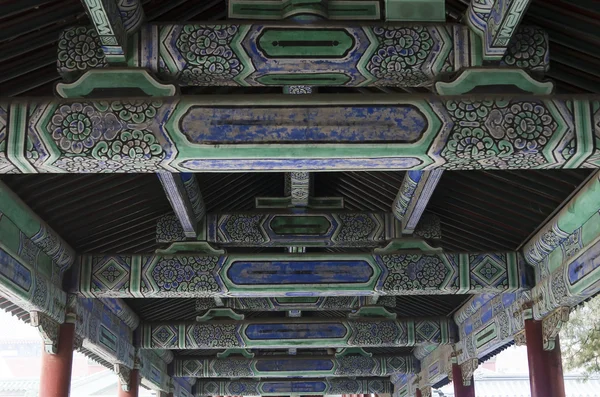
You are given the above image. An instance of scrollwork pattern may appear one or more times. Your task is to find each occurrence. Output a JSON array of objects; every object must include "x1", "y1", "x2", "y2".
[
  {"x1": 441, "y1": 99, "x2": 557, "y2": 169},
  {"x1": 367, "y1": 27, "x2": 435, "y2": 87}
]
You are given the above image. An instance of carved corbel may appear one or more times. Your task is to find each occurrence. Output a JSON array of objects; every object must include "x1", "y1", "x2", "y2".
[
  {"x1": 115, "y1": 364, "x2": 132, "y2": 392},
  {"x1": 30, "y1": 311, "x2": 61, "y2": 354},
  {"x1": 542, "y1": 306, "x2": 571, "y2": 351},
  {"x1": 514, "y1": 330, "x2": 527, "y2": 346},
  {"x1": 460, "y1": 358, "x2": 478, "y2": 386}
]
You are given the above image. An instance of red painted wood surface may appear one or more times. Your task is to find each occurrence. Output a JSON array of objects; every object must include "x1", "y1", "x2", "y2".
[
  {"x1": 39, "y1": 323, "x2": 75, "y2": 397},
  {"x1": 452, "y1": 363, "x2": 476, "y2": 397},
  {"x1": 118, "y1": 369, "x2": 140, "y2": 397}
]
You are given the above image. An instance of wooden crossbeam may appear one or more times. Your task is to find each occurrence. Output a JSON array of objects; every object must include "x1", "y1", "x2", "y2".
[
  {"x1": 174, "y1": 354, "x2": 417, "y2": 377},
  {"x1": 2, "y1": 93, "x2": 599, "y2": 173},
  {"x1": 140, "y1": 316, "x2": 454, "y2": 349},
  {"x1": 393, "y1": 170, "x2": 443, "y2": 235},
  {"x1": 195, "y1": 296, "x2": 398, "y2": 312},
  {"x1": 193, "y1": 378, "x2": 392, "y2": 396},
  {"x1": 75, "y1": 248, "x2": 527, "y2": 298},
  {"x1": 466, "y1": 0, "x2": 534, "y2": 60},
  {"x1": 158, "y1": 173, "x2": 205, "y2": 238},
  {"x1": 56, "y1": 22, "x2": 548, "y2": 85},
  {"x1": 157, "y1": 211, "x2": 440, "y2": 246}
]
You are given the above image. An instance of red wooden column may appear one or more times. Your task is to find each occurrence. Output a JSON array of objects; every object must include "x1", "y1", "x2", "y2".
[
  {"x1": 416, "y1": 389, "x2": 422, "y2": 397},
  {"x1": 452, "y1": 363, "x2": 476, "y2": 397},
  {"x1": 39, "y1": 322, "x2": 75, "y2": 397},
  {"x1": 118, "y1": 369, "x2": 140, "y2": 397},
  {"x1": 524, "y1": 320, "x2": 566, "y2": 397}
]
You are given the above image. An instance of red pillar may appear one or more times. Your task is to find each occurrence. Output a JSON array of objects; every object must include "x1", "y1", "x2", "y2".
[
  {"x1": 416, "y1": 389, "x2": 422, "y2": 397},
  {"x1": 39, "y1": 322, "x2": 75, "y2": 397},
  {"x1": 118, "y1": 369, "x2": 140, "y2": 397},
  {"x1": 452, "y1": 363, "x2": 476, "y2": 397},
  {"x1": 525, "y1": 320, "x2": 566, "y2": 397}
]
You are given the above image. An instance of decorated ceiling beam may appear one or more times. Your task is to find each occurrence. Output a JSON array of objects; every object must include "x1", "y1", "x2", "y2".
[
  {"x1": 195, "y1": 296, "x2": 397, "y2": 312},
  {"x1": 227, "y1": 0, "x2": 445, "y2": 22},
  {"x1": 393, "y1": 170, "x2": 443, "y2": 235},
  {"x1": 159, "y1": 211, "x2": 437, "y2": 246},
  {"x1": 0, "y1": 182, "x2": 75, "y2": 283},
  {"x1": 454, "y1": 291, "x2": 530, "y2": 368},
  {"x1": 286, "y1": 172, "x2": 311, "y2": 207},
  {"x1": 56, "y1": 22, "x2": 549, "y2": 85},
  {"x1": 140, "y1": 316, "x2": 455, "y2": 349},
  {"x1": 523, "y1": 171, "x2": 600, "y2": 282},
  {"x1": 453, "y1": 293, "x2": 497, "y2": 326},
  {"x1": 4, "y1": 91, "x2": 600, "y2": 173},
  {"x1": 68, "y1": 296, "x2": 136, "y2": 368},
  {"x1": 194, "y1": 377, "x2": 392, "y2": 397},
  {"x1": 75, "y1": 246, "x2": 526, "y2": 298},
  {"x1": 158, "y1": 173, "x2": 205, "y2": 238},
  {"x1": 174, "y1": 354, "x2": 417, "y2": 378},
  {"x1": 80, "y1": 0, "x2": 128, "y2": 63},
  {"x1": 466, "y1": 0, "x2": 533, "y2": 61}
]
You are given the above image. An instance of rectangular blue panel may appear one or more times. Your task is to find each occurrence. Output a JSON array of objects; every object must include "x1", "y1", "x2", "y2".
[
  {"x1": 261, "y1": 381, "x2": 327, "y2": 393},
  {"x1": 0, "y1": 248, "x2": 32, "y2": 292},
  {"x1": 245, "y1": 323, "x2": 347, "y2": 340},
  {"x1": 227, "y1": 260, "x2": 373, "y2": 285}
]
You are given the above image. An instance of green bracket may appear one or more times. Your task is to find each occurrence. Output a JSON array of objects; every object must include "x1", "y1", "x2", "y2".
[
  {"x1": 335, "y1": 347, "x2": 373, "y2": 357},
  {"x1": 55, "y1": 68, "x2": 178, "y2": 98},
  {"x1": 374, "y1": 239, "x2": 442, "y2": 254},
  {"x1": 348, "y1": 306, "x2": 397, "y2": 320},
  {"x1": 156, "y1": 242, "x2": 224, "y2": 256},
  {"x1": 435, "y1": 68, "x2": 555, "y2": 95},
  {"x1": 217, "y1": 349, "x2": 255, "y2": 359},
  {"x1": 196, "y1": 308, "x2": 245, "y2": 322}
]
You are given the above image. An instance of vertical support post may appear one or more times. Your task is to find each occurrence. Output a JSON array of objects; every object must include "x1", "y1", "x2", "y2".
[
  {"x1": 118, "y1": 369, "x2": 140, "y2": 397},
  {"x1": 524, "y1": 319, "x2": 566, "y2": 397},
  {"x1": 452, "y1": 363, "x2": 476, "y2": 397},
  {"x1": 416, "y1": 389, "x2": 423, "y2": 397},
  {"x1": 39, "y1": 322, "x2": 75, "y2": 397}
]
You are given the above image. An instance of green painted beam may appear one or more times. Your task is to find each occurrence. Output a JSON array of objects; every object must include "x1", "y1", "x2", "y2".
[
  {"x1": 75, "y1": 247, "x2": 526, "y2": 298},
  {"x1": 140, "y1": 316, "x2": 454, "y2": 349},
  {"x1": 193, "y1": 378, "x2": 392, "y2": 396},
  {"x1": 195, "y1": 296, "x2": 397, "y2": 312},
  {"x1": 174, "y1": 354, "x2": 417, "y2": 377},
  {"x1": 56, "y1": 22, "x2": 549, "y2": 85},
  {"x1": 158, "y1": 173, "x2": 205, "y2": 238},
  {"x1": 392, "y1": 170, "x2": 443, "y2": 235},
  {"x1": 158, "y1": 211, "x2": 440, "y2": 246},
  {"x1": 2, "y1": 93, "x2": 599, "y2": 173},
  {"x1": 80, "y1": 0, "x2": 128, "y2": 63},
  {"x1": 466, "y1": 0, "x2": 534, "y2": 61}
]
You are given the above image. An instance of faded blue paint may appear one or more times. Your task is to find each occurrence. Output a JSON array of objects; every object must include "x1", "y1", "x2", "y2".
[
  {"x1": 227, "y1": 260, "x2": 373, "y2": 285},
  {"x1": 0, "y1": 248, "x2": 32, "y2": 292},
  {"x1": 255, "y1": 358, "x2": 335, "y2": 372},
  {"x1": 180, "y1": 106, "x2": 427, "y2": 143},
  {"x1": 180, "y1": 157, "x2": 424, "y2": 171},
  {"x1": 261, "y1": 381, "x2": 328, "y2": 393},
  {"x1": 245, "y1": 323, "x2": 347, "y2": 340},
  {"x1": 568, "y1": 238, "x2": 600, "y2": 285}
]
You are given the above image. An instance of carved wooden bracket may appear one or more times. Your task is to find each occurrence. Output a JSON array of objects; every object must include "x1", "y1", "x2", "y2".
[
  {"x1": 460, "y1": 358, "x2": 479, "y2": 386},
  {"x1": 514, "y1": 330, "x2": 527, "y2": 346},
  {"x1": 30, "y1": 311, "x2": 60, "y2": 355},
  {"x1": 542, "y1": 306, "x2": 571, "y2": 351},
  {"x1": 115, "y1": 364, "x2": 132, "y2": 392}
]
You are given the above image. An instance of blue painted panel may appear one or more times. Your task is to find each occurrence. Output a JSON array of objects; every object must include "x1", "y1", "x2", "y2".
[
  {"x1": 245, "y1": 323, "x2": 347, "y2": 340},
  {"x1": 227, "y1": 260, "x2": 373, "y2": 285},
  {"x1": 0, "y1": 248, "x2": 32, "y2": 292},
  {"x1": 568, "y1": 239, "x2": 600, "y2": 285},
  {"x1": 180, "y1": 106, "x2": 427, "y2": 143},
  {"x1": 256, "y1": 358, "x2": 334, "y2": 372},
  {"x1": 261, "y1": 381, "x2": 327, "y2": 393}
]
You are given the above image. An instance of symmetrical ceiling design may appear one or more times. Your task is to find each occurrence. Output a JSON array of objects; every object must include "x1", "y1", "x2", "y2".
[{"x1": 0, "y1": 0, "x2": 599, "y2": 96}]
